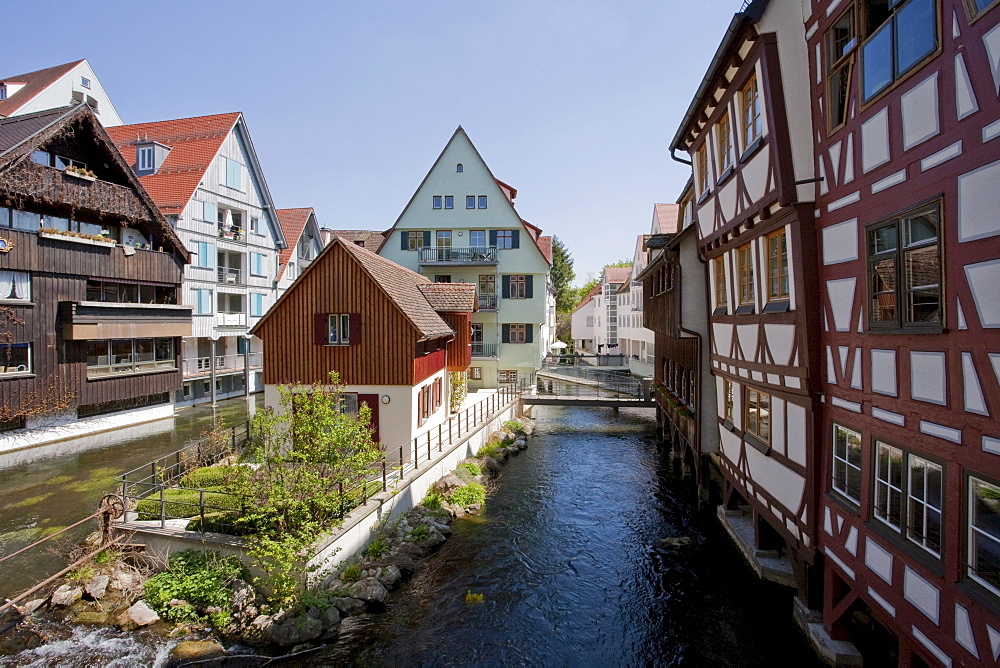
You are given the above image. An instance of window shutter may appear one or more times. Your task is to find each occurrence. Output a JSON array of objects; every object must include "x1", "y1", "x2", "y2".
[
  {"x1": 358, "y1": 393, "x2": 380, "y2": 441},
  {"x1": 511, "y1": 230, "x2": 520, "y2": 249},
  {"x1": 525, "y1": 324, "x2": 533, "y2": 343},
  {"x1": 501, "y1": 275, "x2": 511, "y2": 299},
  {"x1": 423, "y1": 231, "x2": 431, "y2": 247},
  {"x1": 349, "y1": 313, "x2": 361, "y2": 345},
  {"x1": 400, "y1": 231, "x2": 408, "y2": 250},
  {"x1": 207, "y1": 243, "x2": 216, "y2": 269},
  {"x1": 489, "y1": 230, "x2": 497, "y2": 247},
  {"x1": 525, "y1": 275, "x2": 533, "y2": 298},
  {"x1": 501, "y1": 324, "x2": 510, "y2": 343},
  {"x1": 314, "y1": 314, "x2": 329, "y2": 345}
]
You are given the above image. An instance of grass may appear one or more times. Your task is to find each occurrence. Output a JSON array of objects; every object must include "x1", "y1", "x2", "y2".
[
  {"x1": 410, "y1": 524, "x2": 430, "y2": 541},
  {"x1": 341, "y1": 563, "x2": 362, "y2": 583},
  {"x1": 180, "y1": 465, "x2": 235, "y2": 489},
  {"x1": 135, "y1": 488, "x2": 241, "y2": 520},
  {"x1": 454, "y1": 462, "x2": 482, "y2": 481},
  {"x1": 477, "y1": 440, "x2": 503, "y2": 459}
]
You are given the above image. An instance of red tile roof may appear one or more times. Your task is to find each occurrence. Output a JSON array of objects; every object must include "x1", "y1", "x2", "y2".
[
  {"x1": 321, "y1": 228, "x2": 384, "y2": 252},
  {"x1": 536, "y1": 236, "x2": 553, "y2": 264},
  {"x1": 653, "y1": 203, "x2": 681, "y2": 234},
  {"x1": 417, "y1": 283, "x2": 477, "y2": 312},
  {"x1": 603, "y1": 266, "x2": 633, "y2": 284},
  {"x1": 0, "y1": 60, "x2": 83, "y2": 118},
  {"x1": 106, "y1": 113, "x2": 241, "y2": 214},
  {"x1": 275, "y1": 207, "x2": 313, "y2": 280},
  {"x1": 572, "y1": 282, "x2": 602, "y2": 313}
]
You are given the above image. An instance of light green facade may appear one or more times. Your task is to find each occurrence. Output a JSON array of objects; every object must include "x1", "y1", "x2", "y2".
[{"x1": 379, "y1": 128, "x2": 553, "y2": 389}]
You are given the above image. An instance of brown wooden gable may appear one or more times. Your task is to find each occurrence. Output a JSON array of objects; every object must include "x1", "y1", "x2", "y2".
[{"x1": 254, "y1": 242, "x2": 421, "y2": 387}]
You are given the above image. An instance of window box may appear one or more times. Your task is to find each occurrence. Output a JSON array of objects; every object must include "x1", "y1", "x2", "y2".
[
  {"x1": 39, "y1": 229, "x2": 116, "y2": 247},
  {"x1": 63, "y1": 167, "x2": 96, "y2": 182}
]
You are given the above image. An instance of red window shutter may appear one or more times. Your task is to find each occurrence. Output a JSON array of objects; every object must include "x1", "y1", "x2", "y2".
[
  {"x1": 349, "y1": 313, "x2": 361, "y2": 345},
  {"x1": 314, "y1": 314, "x2": 329, "y2": 345}
]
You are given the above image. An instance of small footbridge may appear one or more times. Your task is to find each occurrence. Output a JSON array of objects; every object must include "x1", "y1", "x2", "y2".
[{"x1": 523, "y1": 364, "x2": 655, "y2": 408}]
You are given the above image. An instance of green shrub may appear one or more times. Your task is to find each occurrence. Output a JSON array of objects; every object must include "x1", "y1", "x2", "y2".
[
  {"x1": 143, "y1": 550, "x2": 244, "y2": 627},
  {"x1": 135, "y1": 488, "x2": 241, "y2": 520},
  {"x1": 477, "y1": 441, "x2": 503, "y2": 459},
  {"x1": 409, "y1": 524, "x2": 430, "y2": 541},
  {"x1": 341, "y1": 563, "x2": 362, "y2": 583},
  {"x1": 502, "y1": 419, "x2": 524, "y2": 434},
  {"x1": 180, "y1": 465, "x2": 234, "y2": 489},
  {"x1": 454, "y1": 462, "x2": 482, "y2": 480},
  {"x1": 364, "y1": 537, "x2": 389, "y2": 559},
  {"x1": 449, "y1": 483, "x2": 486, "y2": 508},
  {"x1": 422, "y1": 492, "x2": 444, "y2": 510}
]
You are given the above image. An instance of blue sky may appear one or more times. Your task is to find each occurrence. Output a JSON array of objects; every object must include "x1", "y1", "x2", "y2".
[{"x1": 4, "y1": 0, "x2": 741, "y2": 283}]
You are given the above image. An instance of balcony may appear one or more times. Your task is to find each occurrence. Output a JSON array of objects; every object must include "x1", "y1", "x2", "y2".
[
  {"x1": 472, "y1": 342, "x2": 498, "y2": 358},
  {"x1": 184, "y1": 352, "x2": 263, "y2": 377},
  {"x1": 478, "y1": 294, "x2": 498, "y2": 310},
  {"x1": 216, "y1": 313, "x2": 247, "y2": 328},
  {"x1": 218, "y1": 267, "x2": 243, "y2": 285},
  {"x1": 60, "y1": 301, "x2": 192, "y2": 340},
  {"x1": 419, "y1": 246, "x2": 497, "y2": 265}
]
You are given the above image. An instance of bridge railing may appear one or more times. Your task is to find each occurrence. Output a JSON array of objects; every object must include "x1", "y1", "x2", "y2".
[{"x1": 535, "y1": 373, "x2": 646, "y2": 399}]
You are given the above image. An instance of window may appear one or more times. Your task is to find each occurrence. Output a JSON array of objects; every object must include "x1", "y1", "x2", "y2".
[
  {"x1": 251, "y1": 293, "x2": 265, "y2": 317},
  {"x1": 470, "y1": 230, "x2": 486, "y2": 247},
  {"x1": 250, "y1": 217, "x2": 261, "y2": 234},
  {"x1": 327, "y1": 314, "x2": 351, "y2": 345},
  {"x1": 745, "y1": 387, "x2": 770, "y2": 442},
  {"x1": 723, "y1": 379, "x2": 734, "y2": 421},
  {"x1": 86, "y1": 280, "x2": 175, "y2": 305},
  {"x1": 969, "y1": 476, "x2": 1000, "y2": 595},
  {"x1": 714, "y1": 257, "x2": 727, "y2": 309},
  {"x1": 740, "y1": 75, "x2": 761, "y2": 148},
  {"x1": 861, "y1": 0, "x2": 937, "y2": 102},
  {"x1": 85, "y1": 338, "x2": 175, "y2": 377},
  {"x1": 508, "y1": 323, "x2": 527, "y2": 343},
  {"x1": 456, "y1": 163, "x2": 463, "y2": 172},
  {"x1": 0, "y1": 270, "x2": 30, "y2": 301},
  {"x1": 696, "y1": 146, "x2": 710, "y2": 195},
  {"x1": 467, "y1": 196, "x2": 476, "y2": 209},
  {"x1": 496, "y1": 230, "x2": 513, "y2": 249},
  {"x1": 338, "y1": 393, "x2": 359, "y2": 416},
  {"x1": 826, "y1": 9, "x2": 856, "y2": 130},
  {"x1": 433, "y1": 196, "x2": 442, "y2": 209},
  {"x1": 224, "y1": 157, "x2": 242, "y2": 189},
  {"x1": 407, "y1": 231, "x2": 425, "y2": 250},
  {"x1": 0, "y1": 87, "x2": 7, "y2": 101},
  {"x1": 470, "y1": 367, "x2": 482, "y2": 380},
  {"x1": 436, "y1": 230, "x2": 452, "y2": 248},
  {"x1": 874, "y1": 441, "x2": 904, "y2": 530},
  {"x1": 766, "y1": 229, "x2": 789, "y2": 300},
  {"x1": 717, "y1": 112, "x2": 734, "y2": 175},
  {"x1": 478, "y1": 196, "x2": 488, "y2": 209},
  {"x1": 508, "y1": 275, "x2": 527, "y2": 299},
  {"x1": 193, "y1": 241, "x2": 215, "y2": 268},
  {"x1": 251, "y1": 252, "x2": 266, "y2": 277},
  {"x1": 444, "y1": 196, "x2": 454, "y2": 209},
  {"x1": 201, "y1": 201, "x2": 217, "y2": 223},
  {"x1": 498, "y1": 370, "x2": 518, "y2": 384},
  {"x1": 80, "y1": 76, "x2": 91, "y2": 89},
  {"x1": 907, "y1": 453, "x2": 943, "y2": 555},
  {"x1": 967, "y1": 0, "x2": 999, "y2": 16},
  {"x1": 217, "y1": 292, "x2": 245, "y2": 314},
  {"x1": 194, "y1": 289, "x2": 213, "y2": 315},
  {"x1": 737, "y1": 243, "x2": 755, "y2": 306},
  {"x1": 137, "y1": 146, "x2": 154, "y2": 172},
  {"x1": 434, "y1": 275, "x2": 452, "y2": 283},
  {"x1": 0, "y1": 207, "x2": 37, "y2": 231},
  {"x1": 867, "y1": 202, "x2": 941, "y2": 329},
  {"x1": 0, "y1": 342, "x2": 31, "y2": 375},
  {"x1": 832, "y1": 424, "x2": 862, "y2": 504}
]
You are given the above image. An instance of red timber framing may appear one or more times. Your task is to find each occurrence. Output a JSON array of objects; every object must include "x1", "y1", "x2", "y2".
[
  {"x1": 808, "y1": 0, "x2": 1000, "y2": 662},
  {"x1": 670, "y1": 1, "x2": 825, "y2": 608}
]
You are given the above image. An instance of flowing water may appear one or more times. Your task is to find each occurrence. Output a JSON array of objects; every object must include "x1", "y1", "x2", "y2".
[{"x1": 318, "y1": 405, "x2": 821, "y2": 667}]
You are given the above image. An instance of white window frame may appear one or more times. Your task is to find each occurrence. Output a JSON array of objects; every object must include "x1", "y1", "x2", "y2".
[
  {"x1": 0, "y1": 270, "x2": 31, "y2": 301},
  {"x1": 968, "y1": 476, "x2": 1000, "y2": 596},
  {"x1": 0, "y1": 342, "x2": 31, "y2": 375},
  {"x1": 832, "y1": 423, "x2": 862, "y2": 504},
  {"x1": 250, "y1": 252, "x2": 266, "y2": 277},
  {"x1": 137, "y1": 145, "x2": 154, "y2": 172},
  {"x1": 327, "y1": 313, "x2": 351, "y2": 345}
]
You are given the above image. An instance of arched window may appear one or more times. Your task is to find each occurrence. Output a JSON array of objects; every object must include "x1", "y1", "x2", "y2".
[{"x1": 456, "y1": 164, "x2": 463, "y2": 172}]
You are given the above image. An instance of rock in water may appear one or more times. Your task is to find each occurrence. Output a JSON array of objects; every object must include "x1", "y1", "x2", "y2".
[
  {"x1": 375, "y1": 565, "x2": 402, "y2": 590},
  {"x1": 656, "y1": 537, "x2": 694, "y2": 549},
  {"x1": 22, "y1": 599, "x2": 46, "y2": 614},
  {"x1": 50, "y1": 585, "x2": 83, "y2": 607},
  {"x1": 345, "y1": 577, "x2": 388, "y2": 607},
  {"x1": 169, "y1": 640, "x2": 226, "y2": 663},
  {"x1": 84, "y1": 574, "x2": 109, "y2": 600},
  {"x1": 270, "y1": 615, "x2": 322, "y2": 646},
  {"x1": 432, "y1": 473, "x2": 465, "y2": 495},
  {"x1": 122, "y1": 600, "x2": 159, "y2": 627},
  {"x1": 330, "y1": 597, "x2": 366, "y2": 616}
]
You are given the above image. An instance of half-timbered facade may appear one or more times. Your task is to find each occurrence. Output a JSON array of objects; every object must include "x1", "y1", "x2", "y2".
[
  {"x1": 251, "y1": 237, "x2": 475, "y2": 458},
  {"x1": 669, "y1": 0, "x2": 826, "y2": 614},
  {"x1": 0, "y1": 105, "x2": 190, "y2": 450},
  {"x1": 807, "y1": 0, "x2": 1000, "y2": 663}
]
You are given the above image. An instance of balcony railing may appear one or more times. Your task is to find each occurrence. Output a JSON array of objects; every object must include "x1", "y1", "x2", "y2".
[
  {"x1": 218, "y1": 268, "x2": 243, "y2": 285},
  {"x1": 477, "y1": 294, "x2": 498, "y2": 310},
  {"x1": 184, "y1": 352, "x2": 263, "y2": 376},
  {"x1": 419, "y1": 246, "x2": 497, "y2": 264},
  {"x1": 471, "y1": 342, "x2": 498, "y2": 358},
  {"x1": 216, "y1": 313, "x2": 247, "y2": 328}
]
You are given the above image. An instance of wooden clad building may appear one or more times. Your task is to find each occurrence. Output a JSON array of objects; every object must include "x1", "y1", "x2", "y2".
[
  {"x1": 0, "y1": 104, "x2": 190, "y2": 449},
  {"x1": 251, "y1": 236, "x2": 475, "y2": 458}
]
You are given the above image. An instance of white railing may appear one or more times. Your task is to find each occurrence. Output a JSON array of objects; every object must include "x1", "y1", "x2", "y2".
[
  {"x1": 184, "y1": 353, "x2": 263, "y2": 376},
  {"x1": 216, "y1": 313, "x2": 246, "y2": 327}
]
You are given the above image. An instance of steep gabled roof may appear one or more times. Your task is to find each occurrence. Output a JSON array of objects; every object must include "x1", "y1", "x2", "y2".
[
  {"x1": 0, "y1": 60, "x2": 83, "y2": 118},
  {"x1": 106, "y1": 113, "x2": 241, "y2": 214},
  {"x1": 602, "y1": 266, "x2": 632, "y2": 284},
  {"x1": 275, "y1": 207, "x2": 316, "y2": 280},
  {"x1": 321, "y1": 228, "x2": 384, "y2": 252},
  {"x1": 536, "y1": 236, "x2": 553, "y2": 264},
  {"x1": 417, "y1": 283, "x2": 477, "y2": 312},
  {"x1": 0, "y1": 103, "x2": 189, "y2": 261}
]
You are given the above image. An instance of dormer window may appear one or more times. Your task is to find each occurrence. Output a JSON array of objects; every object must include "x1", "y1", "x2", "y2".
[
  {"x1": 0, "y1": 87, "x2": 6, "y2": 101},
  {"x1": 81, "y1": 76, "x2": 91, "y2": 89},
  {"x1": 137, "y1": 146, "x2": 154, "y2": 172}
]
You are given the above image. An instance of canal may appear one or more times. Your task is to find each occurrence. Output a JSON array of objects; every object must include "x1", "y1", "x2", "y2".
[
  {"x1": 320, "y1": 405, "x2": 821, "y2": 666},
  {"x1": 0, "y1": 396, "x2": 260, "y2": 598}
]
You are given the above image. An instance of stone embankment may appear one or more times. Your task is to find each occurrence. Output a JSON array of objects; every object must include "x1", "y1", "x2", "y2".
[{"x1": 1, "y1": 420, "x2": 534, "y2": 663}]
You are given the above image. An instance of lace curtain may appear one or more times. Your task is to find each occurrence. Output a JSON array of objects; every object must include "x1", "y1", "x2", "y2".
[{"x1": 0, "y1": 270, "x2": 29, "y2": 300}]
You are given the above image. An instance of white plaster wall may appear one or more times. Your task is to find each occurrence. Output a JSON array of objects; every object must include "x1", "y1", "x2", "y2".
[{"x1": 14, "y1": 61, "x2": 123, "y2": 126}]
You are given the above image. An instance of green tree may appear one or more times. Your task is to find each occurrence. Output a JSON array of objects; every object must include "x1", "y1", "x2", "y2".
[
  {"x1": 551, "y1": 236, "x2": 577, "y2": 313},
  {"x1": 573, "y1": 278, "x2": 599, "y2": 306}
]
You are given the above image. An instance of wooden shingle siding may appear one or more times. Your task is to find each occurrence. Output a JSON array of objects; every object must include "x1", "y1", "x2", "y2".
[
  {"x1": 412, "y1": 349, "x2": 446, "y2": 385},
  {"x1": 441, "y1": 311, "x2": 471, "y2": 370},
  {"x1": 255, "y1": 243, "x2": 420, "y2": 386}
]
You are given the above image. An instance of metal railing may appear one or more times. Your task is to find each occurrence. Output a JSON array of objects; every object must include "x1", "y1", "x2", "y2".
[
  {"x1": 216, "y1": 312, "x2": 247, "y2": 327},
  {"x1": 472, "y1": 342, "x2": 498, "y2": 358},
  {"x1": 544, "y1": 353, "x2": 629, "y2": 367},
  {"x1": 218, "y1": 267, "x2": 243, "y2": 285},
  {"x1": 185, "y1": 352, "x2": 262, "y2": 376},
  {"x1": 419, "y1": 246, "x2": 497, "y2": 263},
  {"x1": 477, "y1": 294, "x2": 498, "y2": 310},
  {"x1": 116, "y1": 386, "x2": 522, "y2": 535},
  {"x1": 535, "y1": 372, "x2": 645, "y2": 399}
]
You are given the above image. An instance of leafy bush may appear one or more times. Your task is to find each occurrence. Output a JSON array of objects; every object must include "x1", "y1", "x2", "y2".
[
  {"x1": 409, "y1": 524, "x2": 430, "y2": 541},
  {"x1": 454, "y1": 462, "x2": 482, "y2": 480},
  {"x1": 422, "y1": 492, "x2": 444, "y2": 510},
  {"x1": 143, "y1": 550, "x2": 244, "y2": 627},
  {"x1": 135, "y1": 488, "x2": 241, "y2": 520},
  {"x1": 477, "y1": 441, "x2": 503, "y2": 459},
  {"x1": 502, "y1": 419, "x2": 524, "y2": 434},
  {"x1": 181, "y1": 465, "x2": 234, "y2": 489},
  {"x1": 341, "y1": 563, "x2": 362, "y2": 583},
  {"x1": 449, "y1": 483, "x2": 486, "y2": 508},
  {"x1": 364, "y1": 537, "x2": 389, "y2": 559}
]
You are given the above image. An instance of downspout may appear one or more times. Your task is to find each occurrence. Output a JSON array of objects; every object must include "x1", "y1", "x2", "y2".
[{"x1": 670, "y1": 148, "x2": 693, "y2": 166}]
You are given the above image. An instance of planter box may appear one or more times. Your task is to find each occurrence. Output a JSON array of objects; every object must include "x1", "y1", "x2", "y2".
[
  {"x1": 64, "y1": 169, "x2": 97, "y2": 182},
  {"x1": 39, "y1": 231, "x2": 116, "y2": 248}
]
